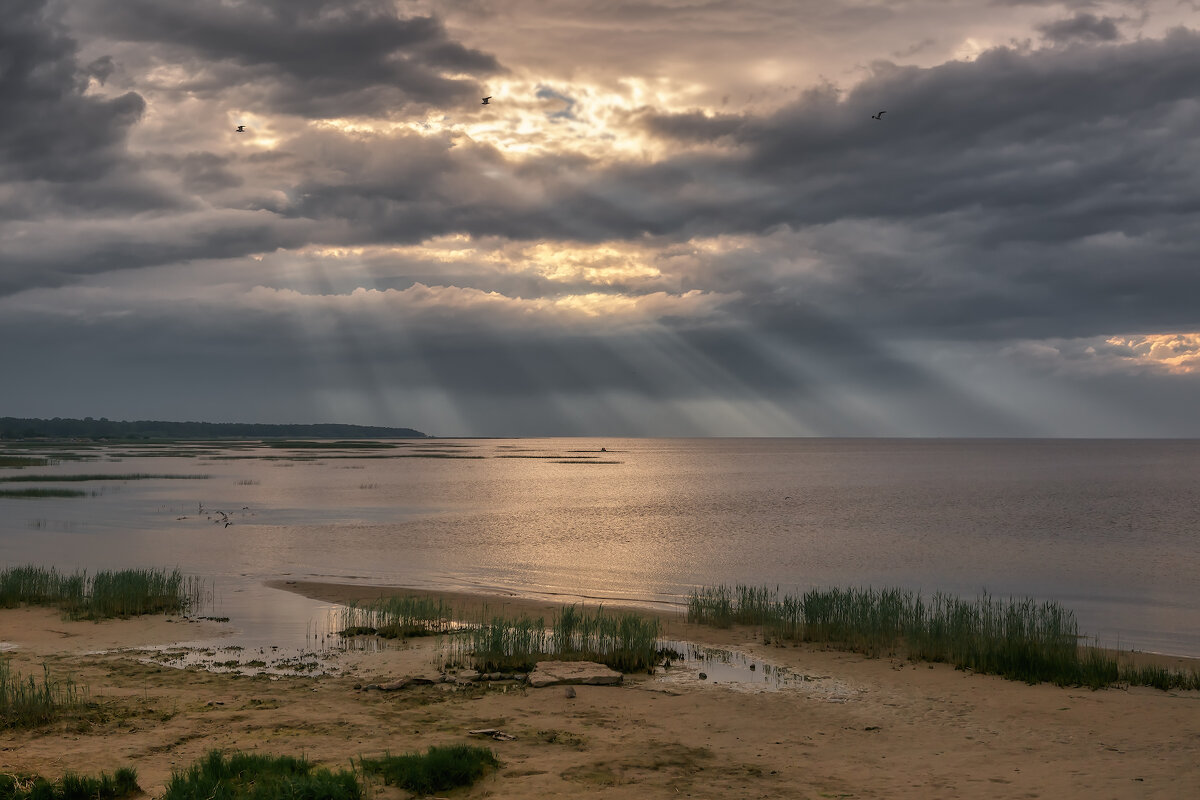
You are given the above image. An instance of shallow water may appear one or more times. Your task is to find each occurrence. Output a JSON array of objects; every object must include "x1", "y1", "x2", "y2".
[{"x1": 1, "y1": 438, "x2": 1198, "y2": 656}]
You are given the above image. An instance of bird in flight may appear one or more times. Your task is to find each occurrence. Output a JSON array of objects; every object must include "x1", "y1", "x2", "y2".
[
  {"x1": 235, "y1": 125, "x2": 246, "y2": 132},
  {"x1": 871, "y1": 111, "x2": 886, "y2": 120},
  {"x1": 481, "y1": 96, "x2": 492, "y2": 105}
]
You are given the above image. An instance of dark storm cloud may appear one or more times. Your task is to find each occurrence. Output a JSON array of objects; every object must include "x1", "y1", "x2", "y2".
[
  {"x1": 0, "y1": 0, "x2": 145, "y2": 183},
  {"x1": 75, "y1": 0, "x2": 503, "y2": 115},
  {"x1": 1037, "y1": 13, "x2": 1124, "y2": 43}
]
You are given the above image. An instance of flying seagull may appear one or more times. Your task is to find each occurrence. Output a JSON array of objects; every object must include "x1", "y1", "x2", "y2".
[
  {"x1": 235, "y1": 125, "x2": 246, "y2": 132},
  {"x1": 481, "y1": 96, "x2": 491, "y2": 105},
  {"x1": 871, "y1": 111, "x2": 886, "y2": 120}
]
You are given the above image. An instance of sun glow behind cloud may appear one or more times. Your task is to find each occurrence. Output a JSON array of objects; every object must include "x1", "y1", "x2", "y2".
[{"x1": 312, "y1": 76, "x2": 710, "y2": 161}]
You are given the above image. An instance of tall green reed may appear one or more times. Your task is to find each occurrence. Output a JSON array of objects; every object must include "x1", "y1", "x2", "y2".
[{"x1": 687, "y1": 583, "x2": 1200, "y2": 689}]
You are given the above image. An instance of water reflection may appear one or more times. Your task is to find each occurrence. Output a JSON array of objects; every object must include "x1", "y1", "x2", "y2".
[{"x1": 2, "y1": 438, "x2": 1199, "y2": 656}]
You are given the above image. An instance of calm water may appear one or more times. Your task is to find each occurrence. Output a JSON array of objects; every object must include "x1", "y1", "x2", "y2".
[{"x1": 1, "y1": 438, "x2": 1198, "y2": 657}]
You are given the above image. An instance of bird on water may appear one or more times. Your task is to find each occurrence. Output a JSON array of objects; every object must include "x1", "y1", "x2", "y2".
[
  {"x1": 871, "y1": 111, "x2": 886, "y2": 120},
  {"x1": 481, "y1": 96, "x2": 492, "y2": 105}
]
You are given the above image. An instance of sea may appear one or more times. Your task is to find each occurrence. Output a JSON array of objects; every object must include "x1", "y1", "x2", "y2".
[{"x1": 1, "y1": 438, "x2": 1197, "y2": 657}]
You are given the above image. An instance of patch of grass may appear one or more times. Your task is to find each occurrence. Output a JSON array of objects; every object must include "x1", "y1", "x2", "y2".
[
  {"x1": 0, "y1": 565, "x2": 206, "y2": 619},
  {"x1": 688, "y1": 583, "x2": 1200, "y2": 690},
  {"x1": 163, "y1": 751, "x2": 361, "y2": 800},
  {"x1": 0, "y1": 488, "x2": 87, "y2": 498},
  {"x1": 339, "y1": 595, "x2": 455, "y2": 639},
  {"x1": 0, "y1": 473, "x2": 209, "y2": 483},
  {"x1": 359, "y1": 745, "x2": 499, "y2": 795},
  {"x1": 442, "y1": 604, "x2": 661, "y2": 673},
  {"x1": 264, "y1": 440, "x2": 396, "y2": 450},
  {"x1": 0, "y1": 768, "x2": 138, "y2": 800},
  {"x1": 0, "y1": 456, "x2": 49, "y2": 468},
  {"x1": 0, "y1": 660, "x2": 85, "y2": 730}
]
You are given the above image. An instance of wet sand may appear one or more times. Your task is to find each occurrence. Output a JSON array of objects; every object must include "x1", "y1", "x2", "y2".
[{"x1": 2, "y1": 581, "x2": 1198, "y2": 799}]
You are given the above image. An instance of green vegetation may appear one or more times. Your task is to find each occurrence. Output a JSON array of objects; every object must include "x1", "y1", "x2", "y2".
[
  {"x1": 444, "y1": 604, "x2": 661, "y2": 673},
  {"x1": 0, "y1": 488, "x2": 87, "y2": 498},
  {"x1": 0, "y1": 660, "x2": 84, "y2": 729},
  {"x1": 0, "y1": 768, "x2": 138, "y2": 800},
  {"x1": 0, "y1": 565, "x2": 206, "y2": 619},
  {"x1": 0, "y1": 417, "x2": 426, "y2": 440},
  {"x1": 265, "y1": 440, "x2": 398, "y2": 449},
  {"x1": 359, "y1": 746, "x2": 499, "y2": 795},
  {"x1": 339, "y1": 595, "x2": 456, "y2": 639},
  {"x1": 162, "y1": 751, "x2": 361, "y2": 800},
  {"x1": 688, "y1": 583, "x2": 1200, "y2": 690},
  {"x1": 0, "y1": 473, "x2": 209, "y2": 483},
  {"x1": 0, "y1": 456, "x2": 48, "y2": 468}
]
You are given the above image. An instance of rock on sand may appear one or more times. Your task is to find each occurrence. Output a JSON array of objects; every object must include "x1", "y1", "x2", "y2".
[{"x1": 527, "y1": 660, "x2": 622, "y2": 688}]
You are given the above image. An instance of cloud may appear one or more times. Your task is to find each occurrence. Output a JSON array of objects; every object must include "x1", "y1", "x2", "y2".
[
  {"x1": 72, "y1": 0, "x2": 503, "y2": 116},
  {"x1": 1037, "y1": 13, "x2": 1124, "y2": 43},
  {"x1": 1003, "y1": 333, "x2": 1200, "y2": 375},
  {"x1": 0, "y1": 0, "x2": 145, "y2": 183}
]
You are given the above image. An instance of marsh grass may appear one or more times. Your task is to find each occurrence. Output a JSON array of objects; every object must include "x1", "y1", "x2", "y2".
[
  {"x1": 0, "y1": 488, "x2": 87, "y2": 498},
  {"x1": 265, "y1": 440, "x2": 395, "y2": 450},
  {"x1": 0, "y1": 565, "x2": 206, "y2": 619},
  {"x1": 0, "y1": 473, "x2": 210, "y2": 483},
  {"x1": 442, "y1": 604, "x2": 661, "y2": 673},
  {"x1": 0, "y1": 660, "x2": 84, "y2": 729},
  {"x1": 162, "y1": 750, "x2": 361, "y2": 800},
  {"x1": 358, "y1": 746, "x2": 499, "y2": 795},
  {"x1": 339, "y1": 596, "x2": 455, "y2": 639},
  {"x1": 0, "y1": 456, "x2": 49, "y2": 468},
  {"x1": 688, "y1": 583, "x2": 1200, "y2": 689},
  {"x1": 0, "y1": 768, "x2": 138, "y2": 800}
]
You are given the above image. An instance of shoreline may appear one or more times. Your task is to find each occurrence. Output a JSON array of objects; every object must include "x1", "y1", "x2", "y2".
[
  {"x1": 2, "y1": 584, "x2": 1199, "y2": 798},
  {"x1": 270, "y1": 578, "x2": 1200, "y2": 672}
]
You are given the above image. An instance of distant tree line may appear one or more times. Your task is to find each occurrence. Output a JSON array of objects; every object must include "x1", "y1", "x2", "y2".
[{"x1": 0, "y1": 417, "x2": 428, "y2": 440}]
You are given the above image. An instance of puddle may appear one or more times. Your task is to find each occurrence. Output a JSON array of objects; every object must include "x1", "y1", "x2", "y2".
[
  {"x1": 133, "y1": 641, "x2": 347, "y2": 678},
  {"x1": 656, "y1": 640, "x2": 861, "y2": 701},
  {"x1": 0, "y1": 641, "x2": 17, "y2": 652}
]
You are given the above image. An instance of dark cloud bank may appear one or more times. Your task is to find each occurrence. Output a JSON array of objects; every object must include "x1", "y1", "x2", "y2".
[{"x1": 1, "y1": 0, "x2": 1198, "y2": 435}]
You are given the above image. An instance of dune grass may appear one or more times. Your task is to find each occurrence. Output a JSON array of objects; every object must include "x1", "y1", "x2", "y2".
[
  {"x1": 0, "y1": 660, "x2": 84, "y2": 730},
  {"x1": 162, "y1": 751, "x2": 361, "y2": 800},
  {"x1": 441, "y1": 604, "x2": 662, "y2": 673},
  {"x1": 688, "y1": 583, "x2": 1200, "y2": 690},
  {"x1": 0, "y1": 565, "x2": 206, "y2": 619},
  {"x1": 359, "y1": 746, "x2": 499, "y2": 795},
  {"x1": 0, "y1": 768, "x2": 138, "y2": 800}
]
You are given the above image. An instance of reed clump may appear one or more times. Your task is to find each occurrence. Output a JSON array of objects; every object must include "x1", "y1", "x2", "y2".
[
  {"x1": 359, "y1": 746, "x2": 499, "y2": 795},
  {"x1": 162, "y1": 750, "x2": 361, "y2": 800},
  {"x1": 339, "y1": 595, "x2": 455, "y2": 639},
  {"x1": 0, "y1": 473, "x2": 209, "y2": 483},
  {"x1": 688, "y1": 583, "x2": 1200, "y2": 690},
  {"x1": 0, "y1": 565, "x2": 206, "y2": 619},
  {"x1": 0, "y1": 456, "x2": 49, "y2": 468},
  {"x1": 443, "y1": 605, "x2": 661, "y2": 673},
  {"x1": 0, "y1": 660, "x2": 84, "y2": 729},
  {"x1": 0, "y1": 768, "x2": 138, "y2": 800},
  {"x1": 0, "y1": 488, "x2": 87, "y2": 498}
]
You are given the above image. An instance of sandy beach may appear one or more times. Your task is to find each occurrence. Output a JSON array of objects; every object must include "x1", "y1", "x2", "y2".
[{"x1": 3, "y1": 581, "x2": 1198, "y2": 799}]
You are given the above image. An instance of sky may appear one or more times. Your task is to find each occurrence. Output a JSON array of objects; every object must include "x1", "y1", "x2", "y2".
[{"x1": 2, "y1": 0, "x2": 1199, "y2": 437}]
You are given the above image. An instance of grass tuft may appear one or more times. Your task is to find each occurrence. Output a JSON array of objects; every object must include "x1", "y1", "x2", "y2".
[
  {"x1": 0, "y1": 660, "x2": 85, "y2": 730},
  {"x1": 0, "y1": 488, "x2": 87, "y2": 498},
  {"x1": 359, "y1": 745, "x2": 499, "y2": 795},
  {"x1": 688, "y1": 583, "x2": 1200, "y2": 690},
  {"x1": 0, "y1": 768, "x2": 138, "y2": 800},
  {"x1": 162, "y1": 750, "x2": 361, "y2": 800},
  {"x1": 441, "y1": 604, "x2": 661, "y2": 673},
  {"x1": 0, "y1": 565, "x2": 206, "y2": 619}
]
